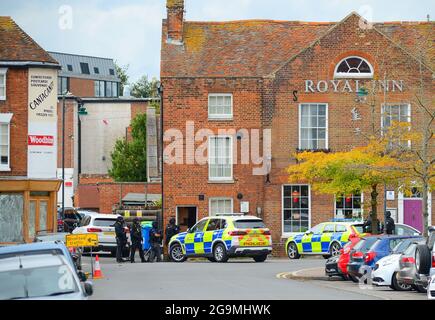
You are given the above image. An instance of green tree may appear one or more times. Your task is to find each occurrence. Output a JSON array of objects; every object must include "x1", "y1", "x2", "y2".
[
  {"x1": 130, "y1": 75, "x2": 159, "y2": 98},
  {"x1": 109, "y1": 113, "x2": 147, "y2": 182},
  {"x1": 114, "y1": 61, "x2": 129, "y2": 96}
]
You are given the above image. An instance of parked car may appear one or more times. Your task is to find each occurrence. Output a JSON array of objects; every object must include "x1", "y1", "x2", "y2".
[
  {"x1": 0, "y1": 254, "x2": 93, "y2": 300},
  {"x1": 394, "y1": 223, "x2": 421, "y2": 236},
  {"x1": 337, "y1": 236, "x2": 362, "y2": 277},
  {"x1": 347, "y1": 236, "x2": 382, "y2": 282},
  {"x1": 397, "y1": 240, "x2": 427, "y2": 293},
  {"x1": 168, "y1": 214, "x2": 272, "y2": 263},
  {"x1": 34, "y1": 231, "x2": 83, "y2": 272},
  {"x1": 57, "y1": 207, "x2": 82, "y2": 233},
  {"x1": 325, "y1": 254, "x2": 345, "y2": 279},
  {"x1": 72, "y1": 213, "x2": 130, "y2": 256},
  {"x1": 428, "y1": 274, "x2": 435, "y2": 300},
  {"x1": 372, "y1": 236, "x2": 424, "y2": 290},
  {"x1": 0, "y1": 241, "x2": 86, "y2": 282},
  {"x1": 286, "y1": 222, "x2": 366, "y2": 260}
]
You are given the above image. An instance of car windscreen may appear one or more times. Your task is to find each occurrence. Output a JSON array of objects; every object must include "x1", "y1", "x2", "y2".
[
  {"x1": 0, "y1": 265, "x2": 79, "y2": 300},
  {"x1": 233, "y1": 219, "x2": 265, "y2": 229},
  {"x1": 353, "y1": 237, "x2": 378, "y2": 252},
  {"x1": 392, "y1": 238, "x2": 423, "y2": 254},
  {"x1": 352, "y1": 224, "x2": 364, "y2": 234},
  {"x1": 403, "y1": 243, "x2": 418, "y2": 256},
  {"x1": 93, "y1": 218, "x2": 117, "y2": 227},
  {"x1": 0, "y1": 249, "x2": 65, "y2": 260}
]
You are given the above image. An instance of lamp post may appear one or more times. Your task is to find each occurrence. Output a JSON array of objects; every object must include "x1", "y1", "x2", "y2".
[
  {"x1": 156, "y1": 81, "x2": 165, "y2": 259},
  {"x1": 61, "y1": 91, "x2": 72, "y2": 219}
]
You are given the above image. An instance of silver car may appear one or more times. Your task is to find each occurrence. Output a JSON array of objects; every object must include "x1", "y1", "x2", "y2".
[{"x1": 0, "y1": 253, "x2": 93, "y2": 300}]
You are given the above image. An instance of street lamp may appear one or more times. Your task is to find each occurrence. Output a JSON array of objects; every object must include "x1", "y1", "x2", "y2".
[{"x1": 61, "y1": 90, "x2": 73, "y2": 220}]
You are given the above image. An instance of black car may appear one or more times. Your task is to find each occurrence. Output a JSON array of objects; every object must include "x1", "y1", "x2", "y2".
[
  {"x1": 325, "y1": 254, "x2": 345, "y2": 280},
  {"x1": 347, "y1": 236, "x2": 381, "y2": 282},
  {"x1": 58, "y1": 207, "x2": 82, "y2": 233}
]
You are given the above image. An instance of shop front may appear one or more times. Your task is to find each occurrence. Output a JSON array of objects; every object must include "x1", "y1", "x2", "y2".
[{"x1": 0, "y1": 178, "x2": 61, "y2": 244}]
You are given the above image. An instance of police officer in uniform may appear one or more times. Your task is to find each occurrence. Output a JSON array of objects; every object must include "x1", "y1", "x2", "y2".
[
  {"x1": 114, "y1": 216, "x2": 127, "y2": 263},
  {"x1": 385, "y1": 211, "x2": 396, "y2": 235},
  {"x1": 130, "y1": 218, "x2": 146, "y2": 263},
  {"x1": 149, "y1": 221, "x2": 162, "y2": 262},
  {"x1": 165, "y1": 217, "x2": 180, "y2": 247}
]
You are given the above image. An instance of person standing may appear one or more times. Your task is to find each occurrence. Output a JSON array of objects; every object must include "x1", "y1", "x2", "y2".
[
  {"x1": 130, "y1": 218, "x2": 146, "y2": 263},
  {"x1": 149, "y1": 221, "x2": 162, "y2": 262},
  {"x1": 165, "y1": 217, "x2": 180, "y2": 246},
  {"x1": 114, "y1": 216, "x2": 127, "y2": 263},
  {"x1": 385, "y1": 211, "x2": 396, "y2": 235}
]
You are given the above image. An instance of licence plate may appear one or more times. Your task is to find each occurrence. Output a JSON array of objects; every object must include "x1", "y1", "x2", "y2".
[{"x1": 103, "y1": 232, "x2": 115, "y2": 236}]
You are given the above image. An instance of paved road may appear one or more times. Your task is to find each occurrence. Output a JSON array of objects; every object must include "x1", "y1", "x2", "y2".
[{"x1": 80, "y1": 253, "x2": 426, "y2": 300}]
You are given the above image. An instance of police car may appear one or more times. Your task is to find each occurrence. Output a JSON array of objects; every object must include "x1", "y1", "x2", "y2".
[
  {"x1": 285, "y1": 221, "x2": 365, "y2": 260},
  {"x1": 168, "y1": 214, "x2": 272, "y2": 263}
]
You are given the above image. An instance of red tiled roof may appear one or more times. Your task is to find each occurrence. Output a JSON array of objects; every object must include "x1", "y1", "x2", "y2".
[
  {"x1": 0, "y1": 16, "x2": 58, "y2": 64},
  {"x1": 161, "y1": 17, "x2": 434, "y2": 77}
]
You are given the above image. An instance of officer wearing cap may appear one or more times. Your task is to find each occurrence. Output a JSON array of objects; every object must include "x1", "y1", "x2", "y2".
[{"x1": 114, "y1": 216, "x2": 127, "y2": 263}]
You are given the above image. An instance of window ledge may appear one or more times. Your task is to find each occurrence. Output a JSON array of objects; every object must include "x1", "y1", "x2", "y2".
[
  {"x1": 208, "y1": 117, "x2": 233, "y2": 121},
  {"x1": 208, "y1": 180, "x2": 234, "y2": 184},
  {"x1": 0, "y1": 166, "x2": 11, "y2": 172},
  {"x1": 296, "y1": 148, "x2": 331, "y2": 153}
]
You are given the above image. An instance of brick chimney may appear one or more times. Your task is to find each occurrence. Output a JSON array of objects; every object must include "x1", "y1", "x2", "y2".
[{"x1": 166, "y1": 0, "x2": 184, "y2": 43}]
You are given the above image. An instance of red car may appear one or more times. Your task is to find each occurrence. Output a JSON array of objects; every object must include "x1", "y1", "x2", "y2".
[{"x1": 338, "y1": 237, "x2": 362, "y2": 277}]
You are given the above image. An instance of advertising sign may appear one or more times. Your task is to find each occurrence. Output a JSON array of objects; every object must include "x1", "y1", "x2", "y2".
[
  {"x1": 27, "y1": 68, "x2": 58, "y2": 178},
  {"x1": 66, "y1": 233, "x2": 99, "y2": 248}
]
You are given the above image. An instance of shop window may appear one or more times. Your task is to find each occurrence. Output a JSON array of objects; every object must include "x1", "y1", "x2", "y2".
[
  {"x1": 283, "y1": 185, "x2": 310, "y2": 233},
  {"x1": 0, "y1": 68, "x2": 7, "y2": 100},
  {"x1": 334, "y1": 56, "x2": 373, "y2": 78},
  {"x1": 0, "y1": 193, "x2": 24, "y2": 242},
  {"x1": 94, "y1": 80, "x2": 105, "y2": 97},
  {"x1": 208, "y1": 94, "x2": 233, "y2": 120},
  {"x1": 335, "y1": 193, "x2": 362, "y2": 219},
  {"x1": 57, "y1": 76, "x2": 69, "y2": 95},
  {"x1": 0, "y1": 113, "x2": 12, "y2": 171},
  {"x1": 299, "y1": 103, "x2": 328, "y2": 150},
  {"x1": 209, "y1": 136, "x2": 233, "y2": 181},
  {"x1": 112, "y1": 82, "x2": 118, "y2": 97},
  {"x1": 209, "y1": 198, "x2": 233, "y2": 216}
]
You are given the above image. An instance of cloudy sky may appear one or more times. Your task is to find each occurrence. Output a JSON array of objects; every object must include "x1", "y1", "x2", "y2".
[{"x1": 1, "y1": 0, "x2": 432, "y2": 82}]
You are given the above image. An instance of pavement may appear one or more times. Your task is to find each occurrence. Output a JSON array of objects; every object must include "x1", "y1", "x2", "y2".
[{"x1": 80, "y1": 253, "x2": 427, "y2": 300}]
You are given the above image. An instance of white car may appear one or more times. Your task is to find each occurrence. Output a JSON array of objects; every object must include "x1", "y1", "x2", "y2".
[
  {"x1": 0, "y1": 253, "x2": 93, "y2": 300},
  {"x1": 372, "y1": 237, "x2": 423, "y2": 291},
  {"x1": 72, "y1": 213, "x2": 130, "y2": 256}
]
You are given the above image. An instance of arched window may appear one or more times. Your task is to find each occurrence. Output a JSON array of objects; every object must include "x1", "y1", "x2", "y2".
[{"x1": 334, "y1": 56, "x2": 373, "y2": 78}]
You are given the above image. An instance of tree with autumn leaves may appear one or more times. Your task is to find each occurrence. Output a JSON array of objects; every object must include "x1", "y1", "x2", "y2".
[{"x1": 287, "y1": 122, "x2": 434, "y2": 235}]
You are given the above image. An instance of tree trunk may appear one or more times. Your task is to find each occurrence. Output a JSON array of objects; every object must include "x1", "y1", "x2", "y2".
[
  {"x1": 422, "y1": 181, "x2": 429, "y2": 237},
  {"x1": 370, "y1": 184, "x2": 379, "y2": 234}
]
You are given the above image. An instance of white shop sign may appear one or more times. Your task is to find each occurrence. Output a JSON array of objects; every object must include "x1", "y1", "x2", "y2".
[
  {"x1": 240, "y1": 201, "x2": 249, "y2": 213},
  {"x1": 27, "y1": 68, "x2": 58, "y2": 178}
]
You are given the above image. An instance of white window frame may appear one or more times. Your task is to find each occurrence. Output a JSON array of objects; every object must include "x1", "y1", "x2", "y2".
[
  {"x1": 209, "y1": 197, "x2": 234, "y2": 216},
  {"x1": 282, "y1": 184, "x2": 311, "y2": 237},
  {"x1": 298, "y1": 103, "x2": 329, "y2": 150},
  {"x1": 208, "y1": 93, "x2": 233, "y2": 120},
  {"x1": 381, "y1": 103, "x2": 411, "y2": 148},
  {"x1": 334, "y1": 56, "x2": 374, "y2": 79},
  {"x1": 334, "y1": 193, "x2": 364, "y2": 220},
  {"x1": 0, "y1": 68, "x2": 7, "y2": 100},
  {"x1": 208, "y1": 135, "x2": 233, "y2": 181},
  {"x1": 0, "y1": 113, "x2": 13, "y2": 171}
]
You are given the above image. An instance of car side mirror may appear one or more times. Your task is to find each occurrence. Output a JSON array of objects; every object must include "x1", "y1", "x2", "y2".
[
  {"x1": 305, "y1": 231, "x2": 312, "y2": 235},
  {"x1": 83, "y1": 282, "x2": 93, "y2": 296}
]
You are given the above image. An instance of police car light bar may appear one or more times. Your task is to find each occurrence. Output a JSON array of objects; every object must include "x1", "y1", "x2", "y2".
[{"x1": 215, "y1": 213, "x2": 246, "y2": 216}]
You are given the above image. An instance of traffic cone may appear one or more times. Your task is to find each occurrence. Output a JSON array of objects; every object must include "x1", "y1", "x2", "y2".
[{"x1": 93, "y1": 255, "x2": 104, "y2": 279}]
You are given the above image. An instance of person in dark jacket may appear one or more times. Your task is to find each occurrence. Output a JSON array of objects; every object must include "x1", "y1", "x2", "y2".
[
  {"x1": 130, "y1": 218, "x2": 146, "y2": 263},
  {"x1": 385, "y1": 211, "x2": 395, "y2": 235},
  {"x1": 114, "y1": 216, "x2": 128, "y2": 263},
  {"x1": 165, "y1": 217, "x2": 180, "y2": 246},
  {"x1": 149, "y1": 221, "x2": 162, "y2": 262}
]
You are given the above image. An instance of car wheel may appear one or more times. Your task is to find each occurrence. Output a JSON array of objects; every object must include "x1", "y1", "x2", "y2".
[
  {"x1": 349, "y1": 274, "x2": 359, "y2": 283},
  {"x1": 213, "y1": 243, "x2": 229, "y2": 263},
  {"x1": 341, "y1": 274, "x2": 349, "y2": 281},
  {"x1": 391, "y1": 272, "x2": 411, "y2": 291},
  {"x1": 287, "y1": 242, "x2": 301, "y2": 260},
  {"x1": 322, "y1": 255, "x2": 330, "y2": 259},
  {"x1": 329, "y1": 242, "x2": 341, "y2": 257},
  {"x1": 253, "y1": 254, "x2": 268, "y2": 263},
  {"x1": 170, "y1": 243, "x2": 186, "y2": 262},
  {"x1": 415, "y1": 244, "x2": 431, "y2": 275},
  {"x1": 415, "y1": 283, "x2": 427, "y2": 293},
  {"x1": 207, "y1": 257, "x2": 216, "y2": 262}
]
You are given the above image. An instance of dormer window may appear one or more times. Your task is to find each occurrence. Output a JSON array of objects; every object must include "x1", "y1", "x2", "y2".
[{"x1": 334, "y1": 56, "x2": 373, "y2": 79}]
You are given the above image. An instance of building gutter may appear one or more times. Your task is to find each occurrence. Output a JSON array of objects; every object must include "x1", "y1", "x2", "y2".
[{"x1": 0, "y1": 61, "x2": 61, "y2": 69}]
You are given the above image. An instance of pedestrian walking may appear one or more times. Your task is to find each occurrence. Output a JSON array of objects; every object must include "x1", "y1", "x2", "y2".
[
  {"x1": 130, "y1": 218, "x2": 146, "y2": 263},
  {"x1": 165, "y1": 217, "x2": 180, "y2": 246},
  {"x1": 114, "y1": 216, "x2": 128, "y2": 263},
  {"x1": 385, "y1": 211, "x2": 395, "y2": 235},
  {"x1": 149, "y1": 221, "x2": 162, "y2": 262}
]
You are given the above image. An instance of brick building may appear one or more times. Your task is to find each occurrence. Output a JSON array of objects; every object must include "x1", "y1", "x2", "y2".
[
  {"x1": 160, "y1": 1, "x2": 434, "y2": 252},
  {"x1": 0, "y1": 17, "x2": 61, "y2": 244}
]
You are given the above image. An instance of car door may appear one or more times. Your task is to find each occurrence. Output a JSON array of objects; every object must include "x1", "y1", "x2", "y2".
[
  {"x1": 184, "y1": 219, "x2": 208, "y2": 256},
  {"x1": 319, "y1": 223, "x2": 335, "y2": 253},
  {"x1": 203, "y1": 219, "x2": 220, "y2": 254},
  {"x1": 301, "y1": 223, "x2": 324, "y2": 253}
]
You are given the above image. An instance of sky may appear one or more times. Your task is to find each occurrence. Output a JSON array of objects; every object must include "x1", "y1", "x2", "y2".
[{"x1": 0, "y1": 0, "x2": 433, "y2": 83}]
